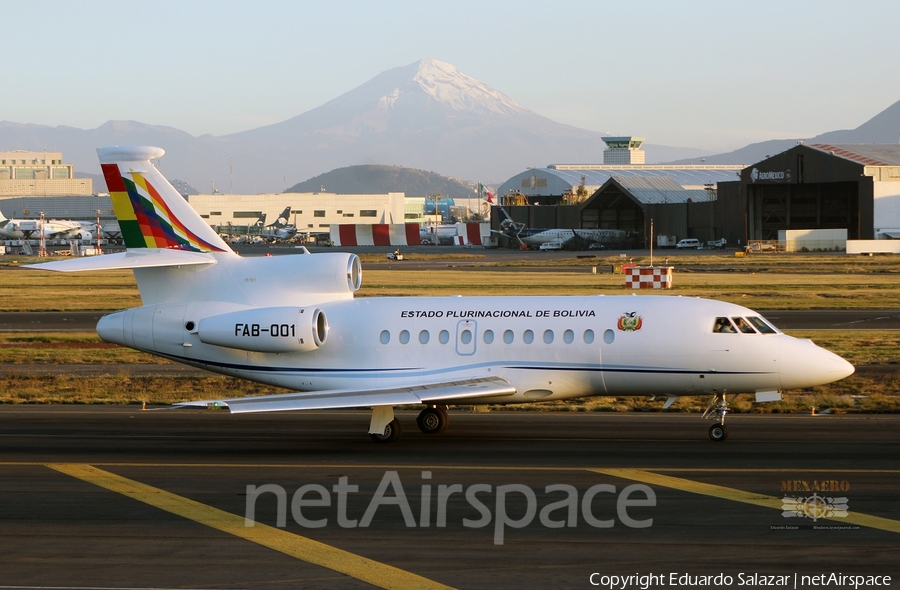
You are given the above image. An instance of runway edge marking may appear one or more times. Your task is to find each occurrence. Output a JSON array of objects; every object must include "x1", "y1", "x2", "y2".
[
  {"x1": 590, "y1": 468, "x2": 900, "y2": 534},
  {"x1": 46, "y1": 463, "x2": 455, "y2": 590}
]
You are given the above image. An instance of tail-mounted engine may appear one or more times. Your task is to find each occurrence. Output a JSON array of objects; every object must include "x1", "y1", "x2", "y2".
[{"x1": 197, "y1": 306, "x2": 328, "y2": 353}]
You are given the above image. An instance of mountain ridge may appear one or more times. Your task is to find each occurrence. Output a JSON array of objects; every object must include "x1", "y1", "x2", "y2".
[{"x1": 2, "y1": 58, "x2": 897, "y2": 191}]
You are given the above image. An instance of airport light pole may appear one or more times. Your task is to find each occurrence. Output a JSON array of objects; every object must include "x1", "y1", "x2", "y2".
[{"x1": 39, "y1": 211, "x2": 46, "y2": 257}]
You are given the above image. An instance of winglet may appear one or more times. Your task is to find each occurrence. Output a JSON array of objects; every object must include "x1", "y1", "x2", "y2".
[{"x1": 99, "y1": 146, "x2": 231, "y2": 253}]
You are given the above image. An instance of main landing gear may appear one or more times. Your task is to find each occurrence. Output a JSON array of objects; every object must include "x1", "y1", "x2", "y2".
[
  {"x1": 703, "y1": 392, "x2": 730, "y2": 442},
  {"x1": 416, "y1": 405, "x2": 449, "y2": 434},
  {"x1": 368, "y1": 405, "x2": 450, "y2": 442}
]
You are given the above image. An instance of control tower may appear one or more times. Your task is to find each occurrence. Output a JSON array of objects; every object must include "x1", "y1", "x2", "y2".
[{"x1": 602, "y1": 136, "x2": 646, "y2": 164}]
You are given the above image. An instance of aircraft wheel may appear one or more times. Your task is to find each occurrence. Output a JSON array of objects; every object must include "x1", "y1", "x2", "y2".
[
  {"x1": 708, "y1": 424, "x2": 728, "y2": 442},
  {"x1": 371, "y1": 418, "x2": 402, "y2": 443},
  {"x1": 417, "y1": 407, "x2": 448, "y2": 434}
]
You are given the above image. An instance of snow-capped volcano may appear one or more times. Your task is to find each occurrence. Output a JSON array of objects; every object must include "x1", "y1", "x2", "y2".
[
  {"x1": 407, "y1": 58, "x2": 530, "y2": 117},
  {"x1": 232, "y1": 58, "x2": 538, "y2": 140},
  {"x1": 216, "y1": 58, "x2": 611, "y2": 188},
  {"x1": 1, "y1": 59, "x2": 704, "y2": 192}
]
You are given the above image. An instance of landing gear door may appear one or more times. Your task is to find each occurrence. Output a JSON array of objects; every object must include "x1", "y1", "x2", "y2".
[{"x1": 456, "y1": 320, "x2": 476, "y2": 356}]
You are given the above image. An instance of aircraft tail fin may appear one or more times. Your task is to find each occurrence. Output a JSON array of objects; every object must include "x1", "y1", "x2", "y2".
[
  {"x1": 99, "y1": 146, "x2": 232, "y2": 253},
  {"x1": 276, "y1": 206, "x2": 292, "y2": 227}
]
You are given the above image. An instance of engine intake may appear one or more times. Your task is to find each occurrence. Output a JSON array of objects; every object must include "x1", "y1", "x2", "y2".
[{"x1": 197, "y1": 306, "x2": 328, "y2": 353}]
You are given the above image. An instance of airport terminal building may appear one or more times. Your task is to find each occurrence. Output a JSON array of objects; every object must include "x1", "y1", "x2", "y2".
[
  {"x1": 184, "y1": 192, "x2": 408, "y2": 237},
  {"x1": 0, "y1": 150, "x2": 92, "y2": 197}
]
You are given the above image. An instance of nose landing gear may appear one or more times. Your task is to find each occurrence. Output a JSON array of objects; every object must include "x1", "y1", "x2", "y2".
[{"x1": 703, "y1": 392, "x2": 730, "y2": 442}]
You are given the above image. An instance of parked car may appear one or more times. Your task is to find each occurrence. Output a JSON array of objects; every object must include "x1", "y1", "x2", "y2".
[
  {"x1": 676, "y1": 238, "x2": 700, "y2": 249},
  {"x1": 539, "y1": 242, "x2": 562, "y2": 251}
]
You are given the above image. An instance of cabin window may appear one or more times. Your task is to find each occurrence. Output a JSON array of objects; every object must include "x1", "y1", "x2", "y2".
[
  {"x1": 483, "y1": 329, "x2": 494, "y2": 344},
  {"x1": 523, "y1": 329, "x2": 534, "y2": 344},
  {"x1": 419, "y1": 330, "x2": 430, "y2": 344},
  {"x1": 399, "y1": 330, "x2": 410, "y2": 344},
  {"x1": 713, "y1": 317, "x2": 736, "y2": 333},
  {"x1": 563, "y1": 329, "x2": 574, "y2": 344},
  {"x1": 439, "y1": 330, "x2": 450, "y2": 344},
  {"x1": 584, "y1": 329, "x2": 595, "y2": 344},
  {"x1": 603, "y1": 329, "x2": 614, "y2": 344},
  {"x1": 747, "y1": 316, "x2": 778, "y2": 334},
  {"x1": 543, "y1": 329, "x2": 554, "y2": 344},
  {"x1": 732, "y1": 317, "x2": 756, "y2": 334},
  {"x1": 503, "y1": 330, "x2": 514, "y2": 344},
  {"x1": 379, "y1": 330, "x2": 390, "y2": 344}
]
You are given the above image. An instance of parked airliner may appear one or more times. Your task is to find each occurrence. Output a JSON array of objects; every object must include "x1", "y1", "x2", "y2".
[
  {"x1": 29, "y1": 146, "x2": 854, "y2": 442},
  {"x1": 0, "y1": 211, "x2": 93, "y2": 241},
  {"x1": 497, "y1": 208, "x2": 625, "y2": 249}
]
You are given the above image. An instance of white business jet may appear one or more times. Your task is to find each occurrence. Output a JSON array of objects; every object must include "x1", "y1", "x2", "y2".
[{"x1": 29, "y1": 146, "x2": 855, "y2": 442}]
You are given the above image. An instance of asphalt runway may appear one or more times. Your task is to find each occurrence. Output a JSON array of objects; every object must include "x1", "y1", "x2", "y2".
[
  {"x1": 3, "y1": 309, "x2": 900, "y2": 332},
  {"x1": 0, "y1": 408, "x2": 897, "y2": 589}
]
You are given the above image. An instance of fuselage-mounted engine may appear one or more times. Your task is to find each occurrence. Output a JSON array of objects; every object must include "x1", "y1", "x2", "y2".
[{"x1": 197, "y1": 306, "x2": 328, "y2": 353}]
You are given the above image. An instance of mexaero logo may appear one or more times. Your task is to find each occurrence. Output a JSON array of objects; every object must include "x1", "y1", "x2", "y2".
[
  {"x1": 105, "y1": 164, "x2": 223, "y2": 251},
  {"x1": 781, "y1": 494, "x2": 849, "y2": 521}
]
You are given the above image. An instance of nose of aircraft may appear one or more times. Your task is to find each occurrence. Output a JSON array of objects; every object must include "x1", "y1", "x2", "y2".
[{"x1": 780, "y1": 337, "x2": 855, "y2": 390}]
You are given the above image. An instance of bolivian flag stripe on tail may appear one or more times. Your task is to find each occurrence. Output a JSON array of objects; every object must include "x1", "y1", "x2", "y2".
[{"x1": 101, "y1": 162, "x2": 225, "y2": 252}]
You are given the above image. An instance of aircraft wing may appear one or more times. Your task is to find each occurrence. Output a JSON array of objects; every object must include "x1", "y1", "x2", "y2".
[
  {"x1": 24, "y1": 248, "x2": 218, "y2": 272},
  {"x1": 175, "y1": 376, "x2": 516, "y2": 414}
]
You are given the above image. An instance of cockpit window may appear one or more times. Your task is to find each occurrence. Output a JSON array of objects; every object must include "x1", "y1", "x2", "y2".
[
  {"x1": 732, "y1": 316, "x2": 757, "y2": 334},
  {"x1": 713, "y1": 317, "x2": 736, "y2": 333},
  {"x1": 747, "y1": 316, "x2": 778, "y2": 334}
]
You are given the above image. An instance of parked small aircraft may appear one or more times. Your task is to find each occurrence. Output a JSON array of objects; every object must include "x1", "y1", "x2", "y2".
[
  {"x1": 497, "y1": 208, "x2": 625, "y2": 249},
  {"x1": 0, "y1": 211, "x2": 93, "y2": 241},
  {"x1": 29, "y1": 146, "x2": 855, "y2": 443}
]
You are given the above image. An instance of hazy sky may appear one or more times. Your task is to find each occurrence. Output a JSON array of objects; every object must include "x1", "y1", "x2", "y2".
[{"x1": 5, "y1": 0, "x2": 899, "y2": 152}]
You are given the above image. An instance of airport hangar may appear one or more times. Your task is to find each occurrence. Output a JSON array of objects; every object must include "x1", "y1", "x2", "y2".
[{"x1": 492, "y1": 143, "x2": 900, "y2": 247}]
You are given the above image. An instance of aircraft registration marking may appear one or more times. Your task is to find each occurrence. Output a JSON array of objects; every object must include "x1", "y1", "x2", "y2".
[{"x1": 46, "y1": 463, "x2": 456, "y2": 590}]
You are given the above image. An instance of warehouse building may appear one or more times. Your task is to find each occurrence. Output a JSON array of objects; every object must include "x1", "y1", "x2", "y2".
[{"x1": 721, "y1": 143, "x2": 900, "y2": 241}]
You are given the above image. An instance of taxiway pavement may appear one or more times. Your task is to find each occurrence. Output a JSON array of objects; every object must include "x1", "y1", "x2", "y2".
[{"x1": 1, "y1": 407, "x2": 897, "y2": 589}]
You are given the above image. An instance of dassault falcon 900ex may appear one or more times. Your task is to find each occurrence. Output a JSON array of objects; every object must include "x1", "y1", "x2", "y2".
[{"x1": 29, "y1": 146, "x2": 855, "y2": 443}]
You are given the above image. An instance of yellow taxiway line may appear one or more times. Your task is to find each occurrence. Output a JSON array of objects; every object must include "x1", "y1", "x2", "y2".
[{"x1": 47, "y1": 463, "x2": 455, "y2": 590}]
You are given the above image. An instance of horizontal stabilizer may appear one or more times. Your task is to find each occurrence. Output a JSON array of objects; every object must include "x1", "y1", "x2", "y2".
[
  {"x1": 175, "y1": 376, "x2": 516, "y2": 414},
  {"x1": 24, "y1": 249, "x2": 218, "y2": 273}
]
